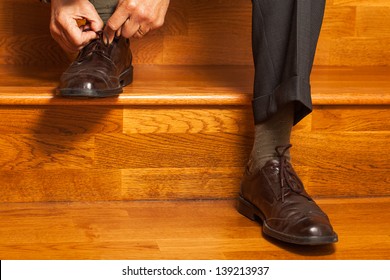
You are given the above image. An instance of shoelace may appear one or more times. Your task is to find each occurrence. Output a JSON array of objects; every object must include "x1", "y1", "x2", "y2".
[
  {"x1": 275, "y1": 144, "x2": 306, "y2": 202},
  {"x1": 77, "y1": 31, "x2": 112, "y2": 62}
]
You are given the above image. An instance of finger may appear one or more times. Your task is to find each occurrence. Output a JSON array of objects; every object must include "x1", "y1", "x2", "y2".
[
  {"x1": 88, "y1": 15, "x2": 104, "y2": 33},
  {"x1": 106, "y1": 1, "x2": 131, "y2": 31},
  {"x1": 50, "y1": 23, "x2": 78, "y2": 53},
  {"x1": 105, "y1": 3, "x2": 132, "y2": 42},
  {"x1": 63, "y1": 21, "x2": 97, "y2": 49},
  {"x1": 104, "y1": 25, "x2": 116, "y2": 44},
  {"x1": 121, "y1": 17, "x2": 140, "y2": 38},
  {"x1": 80, "y1": 2, "x2": 104, "y2": 32},
  {"x1": 116, "y1": 27, "x2": 122, "y2": 38},
  {"x1": 58, "y1": 22, "x2": 97, "y2": 52},
  {"x1": 80, "y1": 30, "x2": 99, "y2": 44},
  {"x1": 133, "y1": 24, "x2": 151, "y2": 39}
]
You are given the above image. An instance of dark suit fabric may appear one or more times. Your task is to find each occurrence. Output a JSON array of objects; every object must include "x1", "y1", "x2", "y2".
[
  {"x1": 89, "y1": 0, "x2": 118, "y2": 22},
  {"x1": 251, "y1": 0, "x2": 326, "y2": 125}
]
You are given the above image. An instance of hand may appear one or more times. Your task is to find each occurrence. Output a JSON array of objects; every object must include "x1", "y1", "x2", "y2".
[
  {"x1": 50, "y1": 0, "x2": 104, "y2": 53},
  {"x1": 105, "y1": 0, "x2": 170, "y2": 42}
]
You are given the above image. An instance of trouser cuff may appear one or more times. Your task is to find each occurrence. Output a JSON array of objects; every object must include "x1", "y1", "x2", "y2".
[{"x1": 252, "y1": 76, "x2": 312, "y2": 125}]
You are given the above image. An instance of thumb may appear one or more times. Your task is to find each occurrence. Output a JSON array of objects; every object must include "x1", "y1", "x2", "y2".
[
  {"x1": 80, "y1": 30, "x2": 100, "y2": 45},
  {"x1": 89, "y1": 16, "x2": 104, "y2": 32}
]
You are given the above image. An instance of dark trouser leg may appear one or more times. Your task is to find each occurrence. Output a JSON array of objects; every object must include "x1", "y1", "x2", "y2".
[
  {"x1": 238, "y1": 1, "x2": 337, "y2": 246},
  {"x1": 89, "y1": 0, "x2": 118, "y2": 23},
  {"x1": 251, "y1": 0, "x2": 326, "y2": 125}
]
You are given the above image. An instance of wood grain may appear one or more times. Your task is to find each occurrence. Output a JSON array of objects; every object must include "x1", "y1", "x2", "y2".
[
  {"x1": 94, "y1": 133, "x2": 251, "y2": 169},
  {"x1": 1, "y1": 0, "x2": 390, "y2": 66},
  {"x1": 321, "y1": 5, "x2": 356, "y2": 37},
  {"x1": 0, "y1": 134, "x2": 94, "y2": 170},
  {"x1": 316, "y1": 37, "x2": 390, "y2": 66},
  {"x1": 121, "y1": 167, "x2": 243, "y2": 200},
  {"x1": 356, "y1": 6, "x2": 390, "y2": 37},
  {"x1": 0, "y1": 64, "x2": 388, "y2": 202},
  {"x1": 123, "y1": 108, "x2": 253, "y2": 134},
  {"x1": 291, "y1": 132, "x2": 390, "y2": 198},
  {"x1": 1, "y1": 169, "x2": 122, "y2": 202},
  {"x1": 333, "y1": 0, "x2": 390, "y2": 6},
  {"x1": 311, "y1": 106, "x2": 390, "y2": 132},
  {"x1": 1, "y1": 106, "x2": 388, "y2": 202},
  {"x1": 0, "y1": 106, "x2": 123, "y2": 134},
  {"x1": 0, "y1": 198, "x2": 389, "y2": 259}
]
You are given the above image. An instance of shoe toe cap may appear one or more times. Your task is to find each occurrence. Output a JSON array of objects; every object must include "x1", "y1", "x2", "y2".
[
  {"x1": 295, "y1": 215, "x2": 338, "y2": 244},
  {"x1": 267, "y1": 213, "x2": 338, "y2": 244},
  {"x1": 303, "y1": 221, "x2": 336, "y2": 238},
  {"x1": 61, "y1": 74, "x2": 110, "y2": 91}
]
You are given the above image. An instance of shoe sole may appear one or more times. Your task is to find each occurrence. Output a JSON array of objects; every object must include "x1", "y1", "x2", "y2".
[
  {"x1": 237, "y1": 195, "x2": 338, "y2": 245},
  {"x1": 57, "y1": 66, "x2": 133, "y2": 98}
]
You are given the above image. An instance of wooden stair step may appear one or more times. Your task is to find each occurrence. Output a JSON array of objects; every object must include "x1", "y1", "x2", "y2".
[
  {"x1": 2, "y1": 1, "x2": 390, "y2": 67},
  {"x1": 0, "y1": 197, "x2": 389, "y2": 259},
  {"x1": 0, "y1": 65, "x2": 390, "y2": 105},
  {"x1": 0, "y1": 65, "x2": 389, "y2": 202}
]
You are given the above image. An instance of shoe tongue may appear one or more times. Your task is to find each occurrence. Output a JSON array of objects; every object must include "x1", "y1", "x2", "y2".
[{"x1": 262, "y1": 158, "x2": 313, "y2": 202}]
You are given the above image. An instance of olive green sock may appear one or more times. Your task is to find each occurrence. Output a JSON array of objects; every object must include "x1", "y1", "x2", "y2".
[{"x1": 247, "y1": 103, "x2": 294, "y2": 173}]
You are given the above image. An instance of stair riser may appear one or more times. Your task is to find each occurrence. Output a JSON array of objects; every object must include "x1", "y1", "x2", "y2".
[{"x1": 0, "y1": 105, "x2": 389, "y2": 202}]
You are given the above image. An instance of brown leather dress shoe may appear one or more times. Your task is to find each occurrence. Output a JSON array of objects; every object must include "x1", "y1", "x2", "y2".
[
  {"x1": 57, "y1": 32, "x2": 133, "y2": 97},
  {"x1": 238, "y1": 145, "x2": 338, "y2": 245}
]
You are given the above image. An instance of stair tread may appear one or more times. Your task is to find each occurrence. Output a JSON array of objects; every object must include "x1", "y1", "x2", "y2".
[
  {"x1": 0, "y1": 197, "x2": 389, "y2": 259},
  {"x1": 0, "y1": 65, "x2": 389, "y2": 105}
]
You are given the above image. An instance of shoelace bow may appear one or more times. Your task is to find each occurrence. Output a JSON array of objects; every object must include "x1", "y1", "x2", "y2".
[
  {"x1": 77, "y1": 31, "x2": 112, "y2": 62},
  {"x1": 275, "y1": 145, "x2": 306, "y2": 202}
]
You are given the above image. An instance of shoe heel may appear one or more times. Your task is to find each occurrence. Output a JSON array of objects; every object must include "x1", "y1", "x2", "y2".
[
  {"x1": 119, "y1": 66, "x2": 133, "y2": 87},
  {"x1": 237, "y1": 196, "x2": 258, "y2": 221}
]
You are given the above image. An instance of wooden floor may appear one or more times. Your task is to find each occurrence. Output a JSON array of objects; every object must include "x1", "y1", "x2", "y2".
[{"x1": 0, "y1": 197, "x2": 389, "y2": 260}]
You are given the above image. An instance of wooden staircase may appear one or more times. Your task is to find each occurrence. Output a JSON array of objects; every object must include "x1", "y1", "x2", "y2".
[{"x1": 0, "y1": 0, "x2": 389, "y2": 259}]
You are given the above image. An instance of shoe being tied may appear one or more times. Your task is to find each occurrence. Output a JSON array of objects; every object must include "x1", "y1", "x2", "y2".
[
  {"x1": 238, "y1": 145, "x2": 338, "y2": 245},
  {"x1": 57, "y1": 31, "x2": 133, "y2": 98}
]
